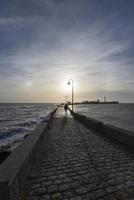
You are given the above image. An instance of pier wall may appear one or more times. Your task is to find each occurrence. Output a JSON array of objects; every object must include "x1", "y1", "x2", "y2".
[
  {"x1": 70, "y1": 109, "x2": 134, "y2": 150},
  {"x1": 0, "y1": 108, "x2": 57, "y2": 200}
]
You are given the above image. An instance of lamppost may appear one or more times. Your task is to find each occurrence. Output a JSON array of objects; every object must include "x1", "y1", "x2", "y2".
[
  {"x1": 68, "y1": 79, "x2": 74, "y2": 111},
  {"x1": 64, "y1": 95, "x2": 68, "y2": 103}
]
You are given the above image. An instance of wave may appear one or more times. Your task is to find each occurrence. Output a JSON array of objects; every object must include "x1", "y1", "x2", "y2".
[
  {"x1": 0, "y1": 103, "x2": 57, "y2": 150},
  {"x1": 15, "y1": 120, "x2": 38, "y2": 127},
  {"x1": 0, "y1": 126, "x2": 32, "y2": 140}
]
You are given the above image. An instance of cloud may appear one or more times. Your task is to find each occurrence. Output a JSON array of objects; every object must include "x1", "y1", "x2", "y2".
[{"x1": 0, "y1": 0, "x2": 134, "y2": 102}]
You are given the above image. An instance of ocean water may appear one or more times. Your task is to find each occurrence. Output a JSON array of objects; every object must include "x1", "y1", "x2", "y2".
[
  {"x1": 74, "y1": 103, "x2": 134, "y2": 132},
  {"x1": 0, "y1": 103, "x2": 56, "y2": 151},
  {"x1": 0, "y1": 103, "x2": 134, "y2": 152}
]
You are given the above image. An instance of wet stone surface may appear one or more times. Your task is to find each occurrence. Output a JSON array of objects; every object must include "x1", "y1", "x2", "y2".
[{"x1": 22, "y1": 108, "x2": 134, "y2": 200}]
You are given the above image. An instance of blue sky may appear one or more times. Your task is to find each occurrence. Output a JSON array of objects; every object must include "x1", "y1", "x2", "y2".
[{"x1": 0, "y1": 0, "x2": 134, "y2": 102}]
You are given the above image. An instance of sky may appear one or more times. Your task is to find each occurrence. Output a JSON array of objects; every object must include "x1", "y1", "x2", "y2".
[{"x1": 0, "y1": 0, "x2": 134, "y2": 103}]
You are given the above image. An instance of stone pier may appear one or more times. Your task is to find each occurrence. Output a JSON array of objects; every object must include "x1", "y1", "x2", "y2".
[{"x1": 20, "y1": 108, "x2": 134, "y2": 200}]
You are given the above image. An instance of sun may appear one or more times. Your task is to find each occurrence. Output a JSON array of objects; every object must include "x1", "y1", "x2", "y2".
[
  {"x1": 25, "y1": 81, "x2": 32, "y2": 87},
  {"x1": 61, "y1": 80, "x2": 70, "y2": 93}
]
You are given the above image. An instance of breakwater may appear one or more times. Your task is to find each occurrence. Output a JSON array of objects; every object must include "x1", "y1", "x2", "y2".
[
  {"x1": 0, "y1": 107, "x2": 134, "y2": 200},
  {"x1": 0, "y1": 108, "x2": 57, "y2": 200},
  {"x1": 70, "y1": 109, "x2": 134, "y2": 150}
]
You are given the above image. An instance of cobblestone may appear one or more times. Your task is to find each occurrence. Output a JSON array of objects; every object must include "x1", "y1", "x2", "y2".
[
  {"x1": 59, "y1": 183, "x2": 70, "y2": 191},
  {"x1": 40, "y1": 194, "x2": 50, "y2": 200},
  {"x1": 21, "y1": 108, "x2": 134, "y2": 199},
  {"x1": 48, "y1": 185, "x2": 58, "y2": 193},
  {"x1": 51, "y1": 192, "x2": 62, "y2": 199}
]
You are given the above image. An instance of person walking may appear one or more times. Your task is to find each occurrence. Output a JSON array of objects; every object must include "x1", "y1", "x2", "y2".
[{"x1": 64, "y1": 103, "x2": 68, "y2": 114}]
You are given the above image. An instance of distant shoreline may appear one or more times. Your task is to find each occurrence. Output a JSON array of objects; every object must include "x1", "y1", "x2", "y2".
[
  {"x1": 74, "y1": 101, "x2": 119, "y2": 105},
  {"x1": 65, "y1": 101, "x2": 119, "y2": 105}
]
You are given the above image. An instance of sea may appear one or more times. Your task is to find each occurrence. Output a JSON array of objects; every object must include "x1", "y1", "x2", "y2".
[
  {"x1": 73, "y1": 103, "x2": 134, "y2": 132},
  {"x1": 0, "y1": 103, "x2": 134, "y2": 152},
  {"x1": 0, "y1": 103, "x2": 56, "y2": 151}
]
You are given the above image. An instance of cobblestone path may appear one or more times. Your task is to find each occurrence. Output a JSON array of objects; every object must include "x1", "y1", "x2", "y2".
[{"x1": 22, "y1": 108, "x2": 134, "y2": 200}]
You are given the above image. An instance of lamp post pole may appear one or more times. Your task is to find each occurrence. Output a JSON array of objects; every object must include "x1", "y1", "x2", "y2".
[{"x1": 68, "y1": 79, "x2": 74, "y2": 111}]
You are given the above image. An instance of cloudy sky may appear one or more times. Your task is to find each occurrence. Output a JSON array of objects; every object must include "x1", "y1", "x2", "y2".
[{"x1": 0, "y1": 0, "x2": 134, "y2": 103}]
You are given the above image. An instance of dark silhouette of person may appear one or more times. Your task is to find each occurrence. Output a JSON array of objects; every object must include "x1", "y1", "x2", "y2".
[{"x1": 64, "y1": 103, "x2": 68, "y2": 114}]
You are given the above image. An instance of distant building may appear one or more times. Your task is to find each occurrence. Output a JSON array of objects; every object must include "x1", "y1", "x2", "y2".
[
  {"x1": 81, "y1": 101, "x2": 89, "y2": 104},
  {"x1": 104, "y1": 96, "x2": 106, "y2": 103}
]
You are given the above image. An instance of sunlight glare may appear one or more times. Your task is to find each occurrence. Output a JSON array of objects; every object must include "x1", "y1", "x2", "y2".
[
  {"x1": 62, "y1": 80, "x2": 71, "y2": 93},
  {"x1": 25, "y1": 81, "x2": 32, "y2": 87}
]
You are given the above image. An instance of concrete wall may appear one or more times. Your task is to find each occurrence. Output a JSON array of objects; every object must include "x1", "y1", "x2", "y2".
[
  {"x1": 70, "y1": 109, "x2": 134, "y2": 150},
  {"x1": 103, "y1": 124, "x2": 134, "y2": 149},
  {"x1": 0, "y1": 108, "x2": 57, "y2": 200},
  {"x1": 70, "y1": 109, "x2": 103, "y2": 132}
]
